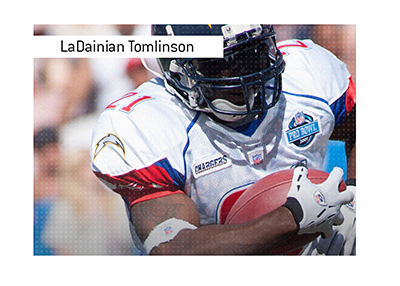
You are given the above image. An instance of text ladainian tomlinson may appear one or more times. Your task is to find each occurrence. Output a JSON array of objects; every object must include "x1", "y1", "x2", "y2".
[{"x1": 61, "y1": 39, "x2": 194, "y2": 53}]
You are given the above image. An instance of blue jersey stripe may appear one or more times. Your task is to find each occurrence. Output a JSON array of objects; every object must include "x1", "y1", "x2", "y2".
[
  {"x1": 329, "y1": 92, "x2": 347, "y2": 127},
  {"x1": 182, "y1": 112, "x2": 201, "y2": 187},
  {"x1": 282, "y1": 90, "x2": 330, "y2": 106},
  {"x1": 154, "y1": 158, "x2": 185, "y2": 189}
]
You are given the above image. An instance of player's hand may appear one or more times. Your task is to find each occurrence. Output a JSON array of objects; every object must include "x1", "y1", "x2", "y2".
[
  {"x1": 316, "y1": 180, "x2": 356, "y2": 255},
  {"x1": 283, "y1": 165, "x2": 354, "y2": 238}
]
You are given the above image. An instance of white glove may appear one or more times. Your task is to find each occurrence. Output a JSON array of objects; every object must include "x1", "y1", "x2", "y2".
[
  {"x1": 316, "y1": 181, "x2": 356, "y2": 255},
  {"x1": 283, "y1": 165, "x2": 354, "y2": 238}
]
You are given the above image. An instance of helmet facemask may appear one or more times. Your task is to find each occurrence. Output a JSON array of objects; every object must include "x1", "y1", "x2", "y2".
[{"x1": 158, "y1": 25, "x2": 285, "y2": 126}]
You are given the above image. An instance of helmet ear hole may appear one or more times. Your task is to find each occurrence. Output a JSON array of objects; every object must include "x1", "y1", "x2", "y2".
[
  {"x1": 203, "y1": 88, "x2": 212, "y2": 97},
  {"x1": 170, "y1": 71, "x2": 181, "y2": 82}
]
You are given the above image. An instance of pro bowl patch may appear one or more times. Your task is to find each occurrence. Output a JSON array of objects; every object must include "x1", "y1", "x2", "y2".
[{"x1": 285, "y1": 112, "x2": 320, "y2": 147}]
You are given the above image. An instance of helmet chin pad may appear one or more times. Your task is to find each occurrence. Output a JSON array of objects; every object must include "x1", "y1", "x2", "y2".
[{"x1": 210, "y1": 95, "x2": 255, "y2": 122}]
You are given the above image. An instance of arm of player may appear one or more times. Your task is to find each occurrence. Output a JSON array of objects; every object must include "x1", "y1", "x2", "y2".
[
  {"x1": 131, "y1": 166, "x2": 353, "y2": 255},
  {"x1": 131, "y1": 193, "x2": 299, "y2": 255}
]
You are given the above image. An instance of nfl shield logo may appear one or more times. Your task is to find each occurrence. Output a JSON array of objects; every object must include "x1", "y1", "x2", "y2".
[
  {"x1": 295, "y1": 111, "x2": 305, "y2": 125},
  {"x1": 252, "y1": 153, "x2": 263, "y2": 165},
  {"x1": 313, "y1": 190, "x2": 327, "y2": 206},
  {"x1": 346, "y1": 200, "x2": 355, "y2": 213},
  {"x1": 164, "y1": 226, "x2": 173, "y2": 236},
  {"x1": 248, "y1": 149, "x2": 264, "y2": 165}
]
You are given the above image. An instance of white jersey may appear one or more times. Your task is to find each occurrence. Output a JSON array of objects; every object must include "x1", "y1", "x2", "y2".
[{"x1": 90, "y1": 39, "x2": 356, "y2": 254}]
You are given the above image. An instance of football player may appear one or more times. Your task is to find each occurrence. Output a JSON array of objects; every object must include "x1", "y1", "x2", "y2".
[{"x1": 90, "y1": 25, "x2": 356, "y2": 255}]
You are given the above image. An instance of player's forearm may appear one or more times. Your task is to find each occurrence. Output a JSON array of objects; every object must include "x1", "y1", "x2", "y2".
[{"x1": 151, "y1": 206, "x2": 298, "y2": 255}]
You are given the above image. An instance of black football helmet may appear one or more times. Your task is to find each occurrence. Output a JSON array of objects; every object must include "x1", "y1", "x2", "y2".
[{"x1": 152, "y1": 24, "x2": 285, "y2": 126}]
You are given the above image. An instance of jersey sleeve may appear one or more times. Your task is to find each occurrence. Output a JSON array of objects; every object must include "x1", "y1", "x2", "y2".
[
  {"x1": 302, "y1": 39, "x2": 356, "y2": 128},
  {"x1": 90, "y1": 90, "x2": 190, "y2": 209},
  {"x1": 329, "y1": 76, "x2": 356, "y2": 127},
  {"x1": 278, "y1": 39, "x2": 356, "y2": 128}
]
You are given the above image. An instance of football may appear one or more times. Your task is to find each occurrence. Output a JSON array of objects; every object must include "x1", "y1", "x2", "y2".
[{"x1": 225, "y1": 168, "x2": 347, "y2": 254}]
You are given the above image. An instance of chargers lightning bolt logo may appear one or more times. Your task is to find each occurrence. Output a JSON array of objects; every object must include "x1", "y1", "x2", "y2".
[{"x1": 93, "y1": 133, "x2": 125, "y2": 161}]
